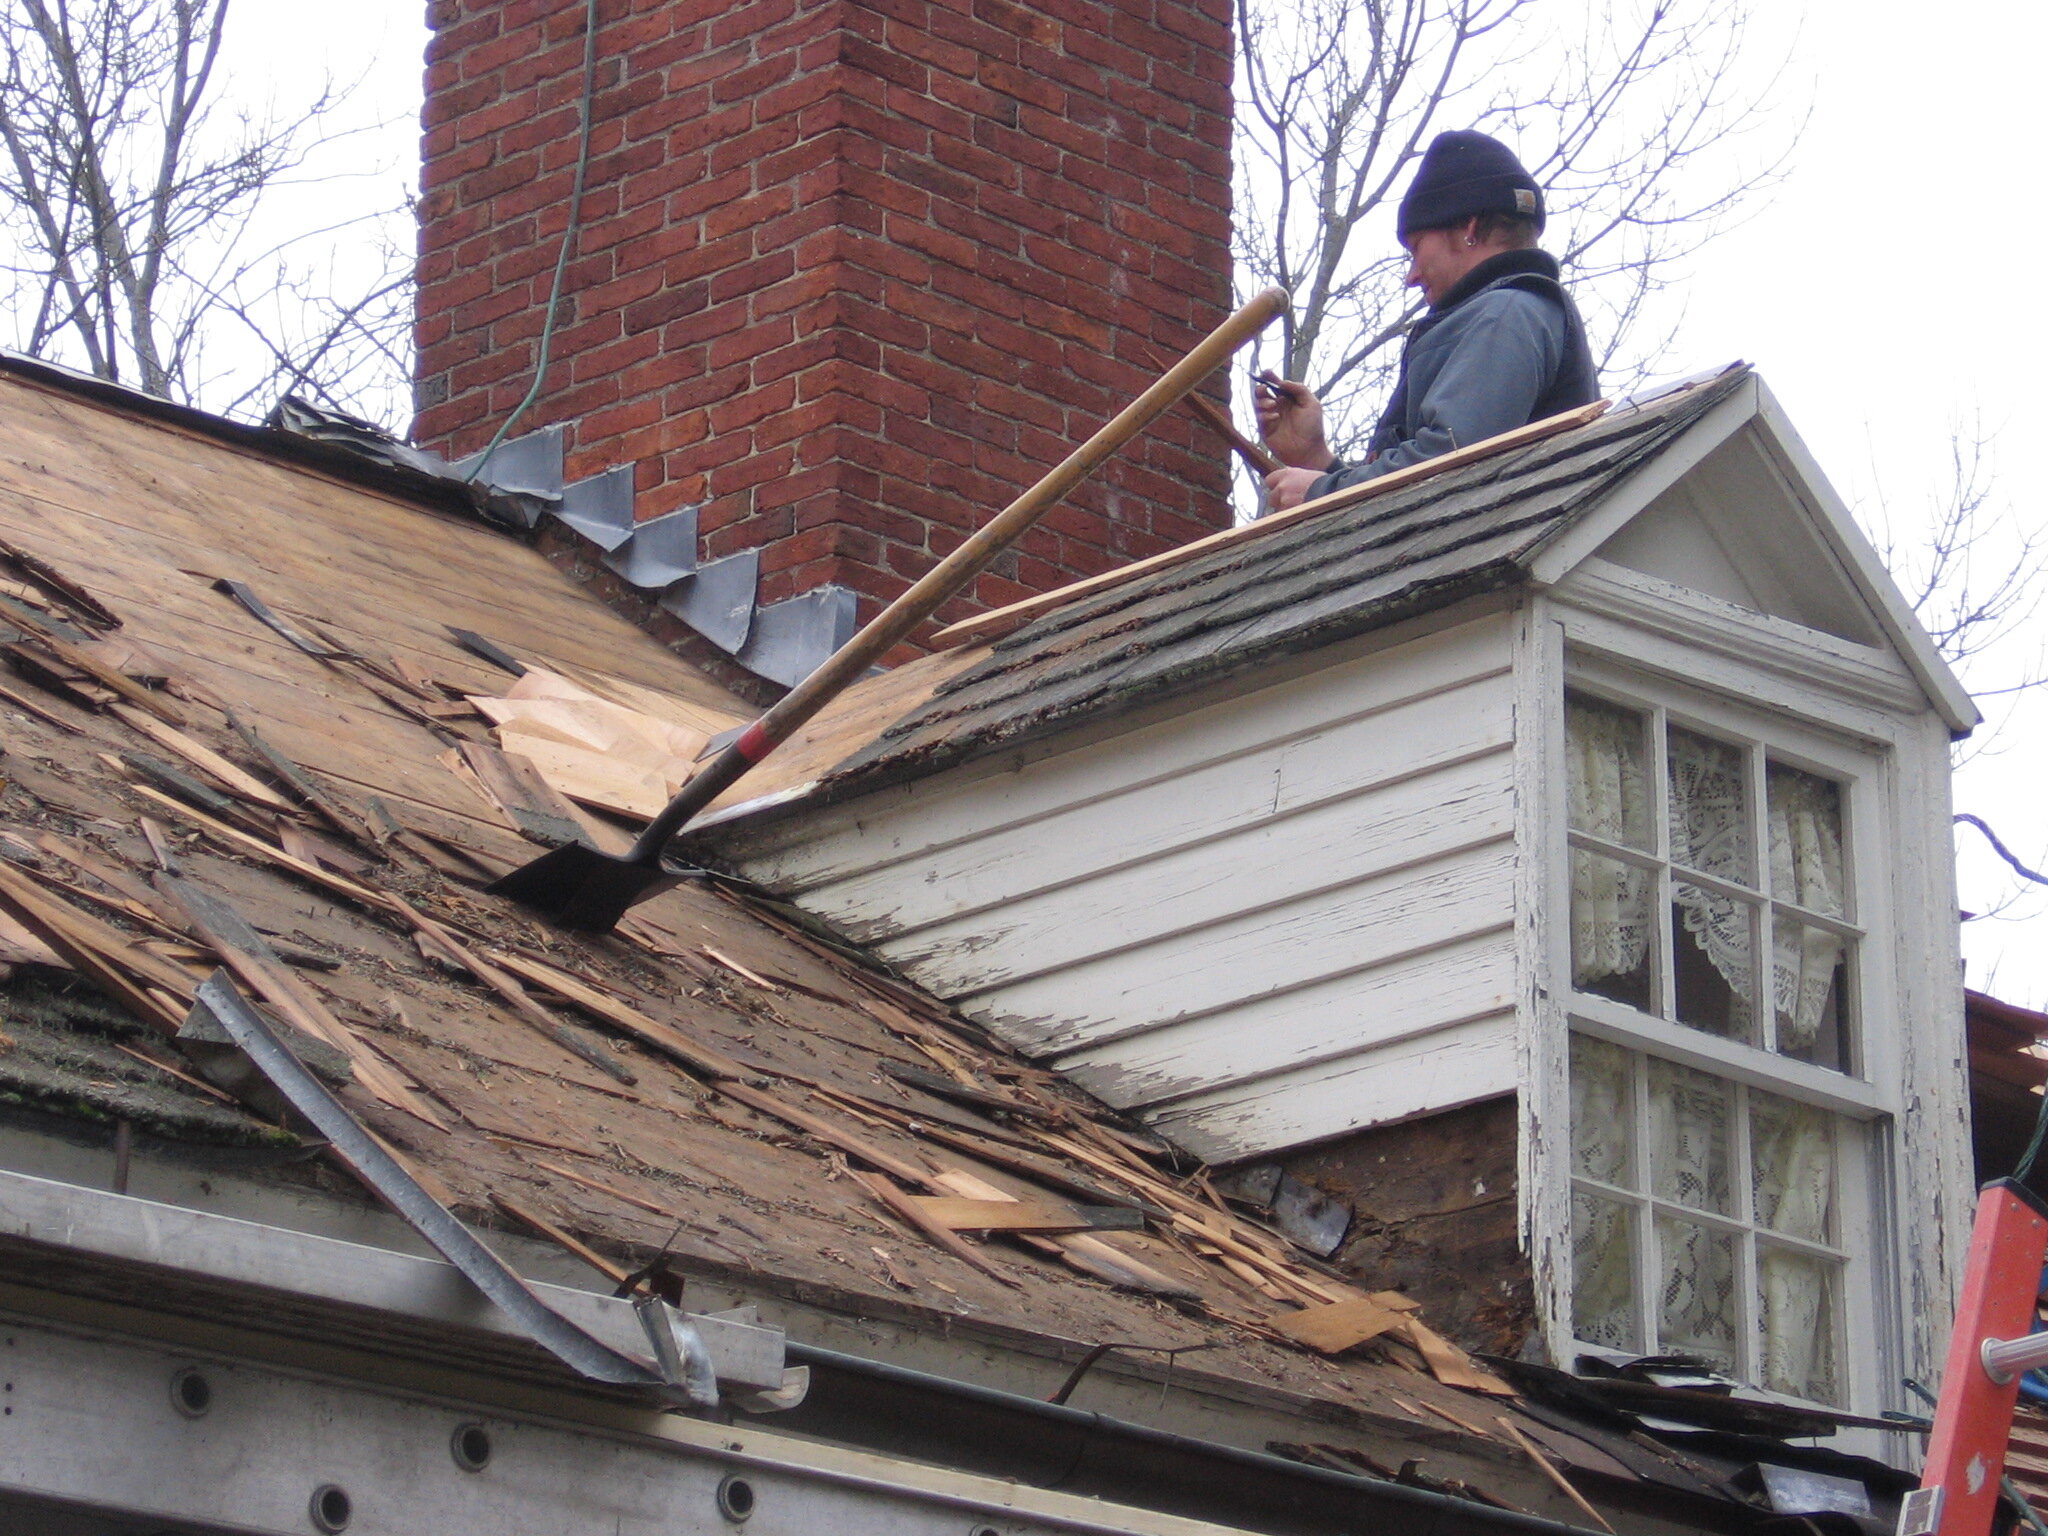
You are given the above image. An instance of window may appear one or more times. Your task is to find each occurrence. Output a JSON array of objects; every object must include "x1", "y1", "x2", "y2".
[
  {"x1": 1569, "y1": 1035, "x2": 1856, "y2": 1405},
  {"x1": 1565, "y1": 690, "x2": 1857, "y2": 1071},
  {"x1": 1559, "y1": 678, "x2": 1887, "y2": 1411}
]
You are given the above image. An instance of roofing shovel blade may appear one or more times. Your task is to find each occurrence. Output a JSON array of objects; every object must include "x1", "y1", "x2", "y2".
[{"x1": 488, "y1": 286, "x2": 1290, "y2": 932}]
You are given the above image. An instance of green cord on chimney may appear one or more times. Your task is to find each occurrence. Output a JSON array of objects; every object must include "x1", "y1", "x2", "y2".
[{"x1": 463, "y1": 0, "x2": 601, "y2": 483}]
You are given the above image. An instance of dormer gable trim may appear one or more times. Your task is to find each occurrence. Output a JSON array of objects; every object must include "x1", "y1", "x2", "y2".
[
  {"x1": 1524, "y1": 375, "x2": 1978, "y2": 733},
  {"x1": 1550, "y1": 559, "x2": 1930, "y2": 733}
]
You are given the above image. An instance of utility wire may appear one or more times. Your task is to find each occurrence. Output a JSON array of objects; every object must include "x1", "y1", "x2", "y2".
[{"x1": 462, "y1": 0, "x2": 601, "y2": 483}]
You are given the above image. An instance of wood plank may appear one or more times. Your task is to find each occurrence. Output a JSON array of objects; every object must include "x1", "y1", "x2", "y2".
[
  {"x1": 928, "y1": 846, "x2": 1516, "y2": 1055},
  {"x1": 0, "y1": 675, "x2": 86, "y2": 733},
  {"x1": 0, "y1": 909, "x2": 67, "y2": 968},
  {"x1": 2, "y1": 605, "x2": 182, "y2": 724},
  {"x1": 0, "y1": 451, "x2": 746, "y2": 706},
  {"x1": 156, "y1": 874, "x2": 450, "y2": 1130},
  {"x1": 495, "y1": 733, "x2": 677, "y2": 821},
  {"x1": 719, "y1": 611, "x2": 1516, "y2": 887},
  {"x1": 1494, "y1": 1417, "x2": 1616, "y2": 1533},
  {"x1": 714, "y1": 1079, "x2": 935, "y2": 1188},
  {"x1": 1270, "y1": 1294, "x2": 1409, "y2": 1353},
  {"x1": 844, "y1": 1168, "x2": 1022, "y2": 1286},
  {"x1": 110, "y1": 706, "x2": 296, "y2": 811},
  {"x1": 455, "y1": 742, "x2": 592, "y2": 848},
  {"x1": 928, "y1": 399, "x2": 1611, "y2": 649},
  {"x1": 482, "y1": 949, "x2": 751, "y2": 1082},
  {"x1": 908, "y1": 1196, "x2": 1107, "y2": 1232},
  {"x1": 700, "y1": 643, "x2": 988, "y2": 815},
  {"x1": 863, "y1": 748, "x2": 1515, "y2": 983},
  {"x1": 1054, "y1": 929, "x2": 1517, "y2": 1106},
  {"x1": 509, "y1": 665, "x2": 744, "y2": 742},
  {"x1": 0, "y1": 487, "x2": 543, "y2": 691},
  {"x1": 1142, "y1": 1017, "x2": 1519, "y2": 1165},
  {"x1": 929, "y1": 1165, "x2": 1197, "y2": 1298},
  {"x1": 1392, "y1": 1316, "x2": 1514, "y2": 1395},
  {"x1": 492, "y1": 1193, "x2": 633, "y2": 1285},
  {"x1": 396, "y1": 904, "x2": 638, "y2": 1087}
]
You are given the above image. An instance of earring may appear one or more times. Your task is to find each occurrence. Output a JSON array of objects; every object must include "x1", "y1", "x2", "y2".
[{"x1": 1465, "y1": 235, "x2": 1478, "y2": 246}]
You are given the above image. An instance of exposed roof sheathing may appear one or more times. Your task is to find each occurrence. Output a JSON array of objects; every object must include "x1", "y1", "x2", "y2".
[{"x1": 0, "y1": 365, "x2": 1561, "y2": 1470}]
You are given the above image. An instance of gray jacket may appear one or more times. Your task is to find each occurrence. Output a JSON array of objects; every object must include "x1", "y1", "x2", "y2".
[{"x1": 1309, "y1": 249, "x2": 1597, "y2": 497}]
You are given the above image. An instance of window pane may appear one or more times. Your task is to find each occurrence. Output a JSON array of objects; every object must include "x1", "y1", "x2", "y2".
[
  {"x1": 1567, "y1": 694, "x2": 1652, "y2": 850},
  {"x1": 1656, "y1": 1215, "x2": 1738, "y2": 1370},
  {"x1": 1751, "y1": 1090, "x2": 1836, "y2": 1243},
  {"x1": 1767, "y1": 763, "x2": 1846, "y2": 918},
  {"x1": 1571, "y1": 849, "x2": 1654, "y2": 1010},
  {"x1": 1571, "y1": 1034, "x2": 1634, "y2": 1185},
  {"x1": 1648, "y1": 1058, "x2": 1734, "y2": 1215},
  {"x1": 1673, "y1": 886, "x2": 1758, "y2": 1042},
  {"x1": 1573, "y1": 1191, "x2": 1642, "y2": 1351},
  {"x1": 1772, "y1": 913, "x2": 1849, "y2": 1068},
  {"x1": 1759, "y1": 1246, "x2": 1842, "y2": 1404},
  {"x1": 1668, "y1": 726, "x2": 1754, "y2": 884}
]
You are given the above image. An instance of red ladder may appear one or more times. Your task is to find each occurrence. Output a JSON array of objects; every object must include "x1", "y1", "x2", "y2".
[{"x1": 1904, "y1": 1179, "x2": 2048, "y2": 1536}]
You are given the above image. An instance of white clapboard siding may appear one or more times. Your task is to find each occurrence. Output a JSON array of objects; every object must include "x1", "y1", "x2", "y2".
[
  {"x1": 709, "y1": 609, "x2": 1522, "y2": 1162},
  {"x1": 1054, "y1": 928, "x2": 1517, "y2": 1107},
  {"x1": 723, "y1": 611, "x2": 1515, "y2": 895},
  {"x1": 1142, "y1": 1015, "x2": 1519, "y2": 1165},
  {"x1": 870, "y1": 742, "x2": 1514, "y2": 988},
  {"x1": 937, "y1": 842, "x2": 1517, "y2": 1053}
]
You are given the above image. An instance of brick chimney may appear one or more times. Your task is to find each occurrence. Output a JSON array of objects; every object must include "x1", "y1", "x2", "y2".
[{"x1": 415, "y1": 0, "x2": 1234, "y2": 680}]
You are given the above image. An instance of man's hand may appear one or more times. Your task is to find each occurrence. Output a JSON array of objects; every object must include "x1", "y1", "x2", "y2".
[
  {"x1": 1263, "y1": 465, "x2": 1326, "y2": 513},
  {"x1": 1254, "y1": 372, "x2": 1335, "y2": 472}
]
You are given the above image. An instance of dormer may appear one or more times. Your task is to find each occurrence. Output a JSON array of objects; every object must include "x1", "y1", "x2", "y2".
[{"x1": 692, "y1": 367, "x2": 1978, "y2": 1429}]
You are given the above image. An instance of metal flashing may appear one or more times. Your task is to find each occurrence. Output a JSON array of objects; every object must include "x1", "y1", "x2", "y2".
[
  {"x1": 602, "y1": 502, "x2": 700, "y2": 589},
  {"x1": 553, "y1": 463, "x2": 638, "y2": 550},
  {"x1": 189, "y1": 971, "x2": 719, "y2": 1406},
  {"x1": 452, "y1": 422, "x2": 565, "y2": 502},
  {"x1": 661, "y1": 547, "x2": 760, "y2": 654},
  {"x1": 738, "y1": 585, "x2": 858, "y2": 688}
]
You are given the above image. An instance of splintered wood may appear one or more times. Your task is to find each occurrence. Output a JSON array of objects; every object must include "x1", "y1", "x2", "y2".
[
  {"x1": 464, "y1": 668, "x2": 746, "y2": 824},
  {"x1": 1271, "y1": 1292, "x2": 1417, "y2": 1353},
  {"x1": 0, "y1": 369, "x2": 1527, "y2": 1471}
]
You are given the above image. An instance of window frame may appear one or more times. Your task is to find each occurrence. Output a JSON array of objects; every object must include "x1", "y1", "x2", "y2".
[
  {"x1": 1556, "y1": 653, "x2": 1900, "y2": 1413},
  {"x1": 1562, "y1": 655, "x2": 1900, "y2": 1118},
  {"x1": 1567, "y1": 1034, "x2": 1883, "y2": 1407}
]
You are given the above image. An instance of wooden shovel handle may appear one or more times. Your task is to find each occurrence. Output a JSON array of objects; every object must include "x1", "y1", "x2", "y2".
[{"x1": 624, "y1": 286, "x2": 1291, "y2": 863}]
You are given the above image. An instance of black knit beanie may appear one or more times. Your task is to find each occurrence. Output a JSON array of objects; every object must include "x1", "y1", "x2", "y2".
[{"x1": 1397, "y1": 130, "x2": 1545, "y2": 238}]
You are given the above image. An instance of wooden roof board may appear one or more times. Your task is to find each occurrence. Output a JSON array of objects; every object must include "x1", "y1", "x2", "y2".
[
  {"x1": 0, "y1": 368, "x2": 1559, "y2": 1480},
  {"x1": 0, "y1": 373, "x2": 750, "y2": 718}
]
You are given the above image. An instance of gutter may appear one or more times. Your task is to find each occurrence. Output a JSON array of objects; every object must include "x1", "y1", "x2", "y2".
[
  {"x1": 780, "y1": 1340, "x2": 1595, "y2": 1536},
  {"x1": 0, "y1": 1162, "x2": 1590, "y2": 1536}
]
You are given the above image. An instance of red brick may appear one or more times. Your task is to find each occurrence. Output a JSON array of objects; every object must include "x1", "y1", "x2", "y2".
[{"x1": 420, "y1": 0, "x2": 1231, "y2": 645}]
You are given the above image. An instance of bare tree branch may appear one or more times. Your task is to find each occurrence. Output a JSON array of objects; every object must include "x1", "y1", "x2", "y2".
[
  {"x1": 1233, "y1": 0, "x2": 1800, "y2": 456},
  {"x1": 1958, "y1": 815, "x2": 2048, "y2": 890},
  {"x1": 0, "y1": 0, "x2": 412, "y2": 423}
]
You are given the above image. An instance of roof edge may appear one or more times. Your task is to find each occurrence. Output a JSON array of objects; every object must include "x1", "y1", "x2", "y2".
[
  {"x1": 0, "y1": 351, "x2": 499, "y2": 525},
  {"x1": 1524, "y1": 369, "x2": 1978, "y2": 734}
]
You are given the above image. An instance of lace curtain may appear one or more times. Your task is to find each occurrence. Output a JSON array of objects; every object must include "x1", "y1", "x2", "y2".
[
  {"x1": 1752, "y1": 1091, "x2": 1839, "y2": 1400},
  {"x1": 1570, "y1": 1037, "x2": 1640, "y2": 1350},
  {"x1": 1569, "y1": 702, "x2": 1848, "y2": 1050},
  {"x1": 1570, "y1": 1037, "x2": 1844, "y2": 1403},
  {"x1": 1649, "y1": 1060, "x2": 1738, "y2": 1364},
  {"x1": 1767, "y1": 767, "x2": 1846, "y2": 1051},
  {"x1": 1567, "y1": 699, "x2": 1651, "y2": 988},
  {"x1": 1666, "y1": 729, "x2": 1756, "y2": 1035}
]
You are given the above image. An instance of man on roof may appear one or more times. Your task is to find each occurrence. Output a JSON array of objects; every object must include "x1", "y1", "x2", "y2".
[{"x1": 1256, "y1": 131, "x2": 1599, "y2": 513}]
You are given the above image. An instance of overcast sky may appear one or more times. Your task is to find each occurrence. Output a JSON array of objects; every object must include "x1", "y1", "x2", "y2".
[{"x1": 236, "y1": 0, "x2": 2048, "y2": 1003}]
